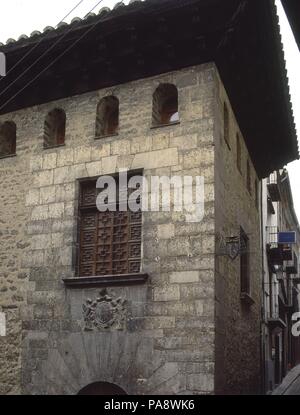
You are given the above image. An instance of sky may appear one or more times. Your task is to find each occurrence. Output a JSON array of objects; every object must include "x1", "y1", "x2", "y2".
[{"x1": 0, "y1": 0, "x2": 299, "y2": 219}]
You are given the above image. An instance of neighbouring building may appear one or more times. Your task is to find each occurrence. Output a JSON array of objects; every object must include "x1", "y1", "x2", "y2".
[
  {"x1": 0, "y1": 0, "x2": 298, "y2": 395},
  {"x1": 262, "y1": 169, "x2": 300, "y2": 393}
]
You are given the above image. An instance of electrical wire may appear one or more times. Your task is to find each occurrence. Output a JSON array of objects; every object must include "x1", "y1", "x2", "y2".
[
  {"x1": 0, "y1": 0, "x2": 86, "y2": 83},
  {"x1": 0, "y1": 0, "x2": 111, "y2": 102}
]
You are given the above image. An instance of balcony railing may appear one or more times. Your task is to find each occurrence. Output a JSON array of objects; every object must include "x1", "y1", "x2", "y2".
[
  {"x1": 266, "y1": 227, "x2": 294, "y2": 268},
  {"x1": 267, "y1": 300, "x2": 287, "y2": 329},
  {"x1": 267, "y1": 312, "x2": 287, "y2": 329},
  {"x1": 267, "y1": 172, "x2": 281, "y2": 202},
  {"x1": 286, "y1": 252, "x2": 298, "y2": 275},
  {"x1": 266, "y1": 226, "x2": 283, "y2": 268},
  {"x1": 267, "y1": 226, "x2": 279, "y2": 245}
]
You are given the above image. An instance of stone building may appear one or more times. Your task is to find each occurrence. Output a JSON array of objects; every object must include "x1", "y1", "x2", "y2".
[
  {"x1": 262, "y1": 169, "x2": 300, "y2": 393},
  {"x1": 0, "y1": 0, "x2": 298, "y2": 395}
]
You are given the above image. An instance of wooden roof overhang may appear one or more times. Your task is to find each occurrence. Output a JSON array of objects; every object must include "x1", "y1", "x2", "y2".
[
  {"x1": 282, "y1": 0, "x2": 300, "y2": 50},
  {"x1": 0, "y1": 0, "x2": 298, "y2": 178}
]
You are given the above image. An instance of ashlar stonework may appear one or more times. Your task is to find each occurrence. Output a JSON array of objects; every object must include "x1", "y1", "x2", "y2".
[{"x1": 0, "y1": 63, "x2": 261, "y2": 395}]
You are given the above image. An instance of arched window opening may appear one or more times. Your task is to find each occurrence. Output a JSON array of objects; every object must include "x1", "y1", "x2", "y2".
[
  {"x1": 95, "y1": 96, "x2": 119, "y2": 138},
  {"x1": 0, "y1": 121, "x2": 16, "y2": 158},
  {"x1": 78, "y1": 382, "x2": 127, "y2": 395},
  {"x1": 224, "y1": 102, "x2": 230, "y2": 148},
  {"x1": 44, "y1": 108, "x2": 66, "y2": 148},
  {"x1": 152, "y1": 84, "x2": 179, "y2": 127}
]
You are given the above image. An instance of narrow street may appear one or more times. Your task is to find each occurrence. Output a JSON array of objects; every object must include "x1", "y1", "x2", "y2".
[{"x1": 273, "y1": 365, "x2": 300, "y2": 395}]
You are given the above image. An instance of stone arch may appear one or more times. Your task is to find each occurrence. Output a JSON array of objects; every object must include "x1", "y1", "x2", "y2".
[
  {"x1": 44, "y1": 108, "x2": 66, "y2": 148},
  {"x1": 23, "y1": 329, "x2": 174, "y2": 395},
  {"x1": 78, "y1": 381, "x2": 127, "y2": 395},
  {"x1": 0, "y1": 121, "x2": 16, "y2": 157},
  {"x1": 95, "y1": 96, "x2": 119, "y2": 137},
  {"x1": 152, "y1": 83, "x2": 179, "y2": 126}
]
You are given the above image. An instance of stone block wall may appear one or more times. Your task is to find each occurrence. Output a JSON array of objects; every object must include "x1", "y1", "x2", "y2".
[
  {"x1": 213, "y1": 71, "x2": 262, "y2": 394},
  {"x1": 0, "y1": 62, "x2": 262, "y2": 395},
  {"x1": 0, "y1": 63, "x2": 217, "y2": 394},
  {"x1": 0, "y1": 116, "x2": 32, "y2": 394}
]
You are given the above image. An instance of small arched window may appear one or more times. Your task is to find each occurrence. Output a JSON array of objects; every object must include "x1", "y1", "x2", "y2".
[
  {"x1": 152, "y1": 84, "x2": 179, "y2": 127},
  {"x1": 44, "y1": 108, "x2": 66, "y2": 148},
  {"x1": 95, "y1": 96, "x2": 119, "y2": 138},
  {"x1": 0, "y1": 121, "x2": 16, "y2": 158}
]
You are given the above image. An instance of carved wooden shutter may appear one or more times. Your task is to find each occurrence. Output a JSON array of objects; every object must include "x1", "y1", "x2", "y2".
[
  {"x1": 80, "y1": 210, "x2": 97, "y2": 277},
  {"x1": 79, "y1": 178, "x2": 142, "y2": 277}
]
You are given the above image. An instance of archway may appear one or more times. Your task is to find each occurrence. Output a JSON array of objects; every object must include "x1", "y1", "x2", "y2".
[{"x1": 77, "y1": 382, "x2": 127, "y2": 395}]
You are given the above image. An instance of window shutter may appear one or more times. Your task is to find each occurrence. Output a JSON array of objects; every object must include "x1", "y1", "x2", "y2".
[{"x1": 78, "y1": 177, "x2": 142, "y2": 277}]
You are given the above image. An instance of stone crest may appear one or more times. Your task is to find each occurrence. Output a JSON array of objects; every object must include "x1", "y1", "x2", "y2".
[
  {"x1": 216, "y1": 232, "x2": 248, "y2": 261},
  {"x1": 82, "y1": 288, "x2": 127, "y2": 331}
]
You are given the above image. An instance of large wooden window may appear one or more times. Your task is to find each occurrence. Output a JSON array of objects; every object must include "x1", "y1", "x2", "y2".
[
  {"x1": 78, "y1": 177, "x2": 142, "y2": 277},
  {"x1": 240, "y1": 228, "x2": 250, "y2": 295}
]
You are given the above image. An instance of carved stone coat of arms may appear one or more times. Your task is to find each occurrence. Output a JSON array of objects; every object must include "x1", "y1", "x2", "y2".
[{"x1": 82, "y1": 288, "x2": 127, "y2": 331}]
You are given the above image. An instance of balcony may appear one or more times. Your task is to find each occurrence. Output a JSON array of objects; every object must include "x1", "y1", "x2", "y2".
[
  {"x1": 281, "y1": 244, "x2": 293, "y2": 261},
  {"x1": 286, "y1": 252, "x2": 299, "y2": 275},
  {"x1": 267, "y1": 313, "x2": 287, "y2": 330},
  {"x1": 267, "y1": 246, "x2": 284, "y2": 268},
  {"x1": 267, "y1": 300, "x2": 287, "y2": 330},
  {"x1": 266, "y1": 227, "x2": 294, "y2": 268},
  {"x1": 285, "y1": 286, "x2": 300, "y2": 316},
  {"x1": 291, "y1": 272, "x2": 300, "y2": 284},
  {"x1": 267, "y1": 226, "x2": 279, "y2": 244},
  {"x1": 267, "y1": 226, "x2": 283, "y2": 268},
  {"x1": 267, "y1": 196, "x2": 275, "y2": 215},
  {"x1": 267, "y1": 172, "x2": 281, "y2": 202}
]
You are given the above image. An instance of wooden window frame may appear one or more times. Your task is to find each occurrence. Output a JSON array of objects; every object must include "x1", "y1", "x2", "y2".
[
  {"x1": 240, "y1": 227, "x2": 250, "y2": 296},
  {"x1": 76, "y1": 173, "x2": 143, "y2": 279}
]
